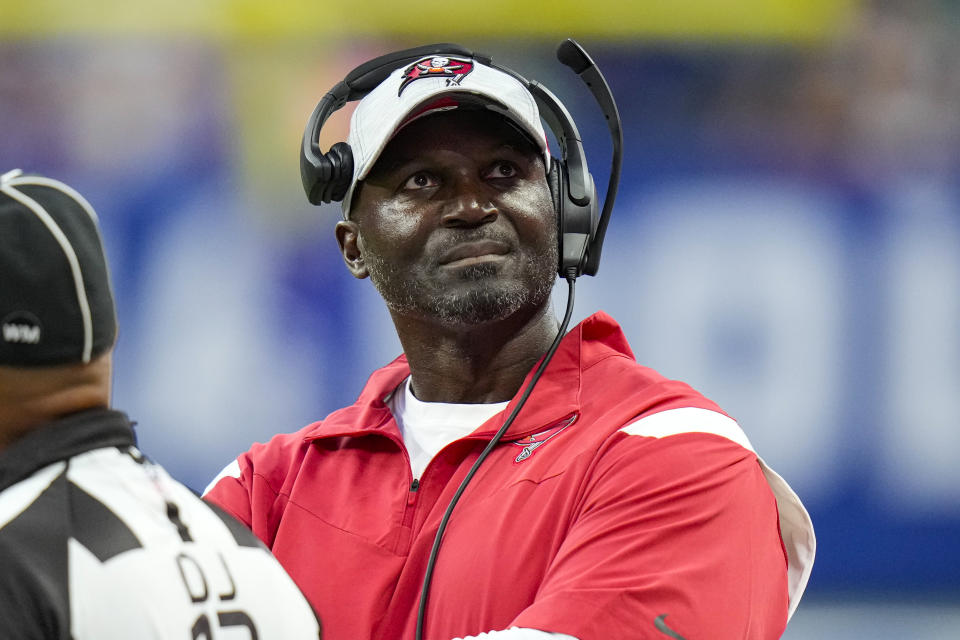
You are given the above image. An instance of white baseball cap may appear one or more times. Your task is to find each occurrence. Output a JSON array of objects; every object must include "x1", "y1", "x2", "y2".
[{"x1": 342, "y1": 54, "x2": 551, "y2": 217}]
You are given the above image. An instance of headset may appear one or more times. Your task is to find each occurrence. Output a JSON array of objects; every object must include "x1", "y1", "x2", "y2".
[
  {"x1": 300, "y1": 38, "x2": 623, "y2": 639},
  {"x1": 300, "y1": 38, "x2": 622, "y2": 279}
]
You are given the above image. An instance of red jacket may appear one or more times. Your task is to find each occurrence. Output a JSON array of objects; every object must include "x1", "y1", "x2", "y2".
[{"x1": 205, "y1": 312, "x2": 812, "y2": 640}]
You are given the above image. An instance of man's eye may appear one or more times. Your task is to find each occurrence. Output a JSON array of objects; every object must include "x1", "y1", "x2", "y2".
[
  {"x1": 402, "y1": 172, "x2": 438, "y2": 190},
  {"x1": 486, "y1": 162, "x2": 518, "y2": 179}
]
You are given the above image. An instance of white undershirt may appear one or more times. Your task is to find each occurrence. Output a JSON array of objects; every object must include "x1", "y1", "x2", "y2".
[
  {"x1": 389, "y1": 377, "x2": 509, "y2": 480},
  {"x1": 387, "y1": 378, "x2": 578, "y2": 640}
]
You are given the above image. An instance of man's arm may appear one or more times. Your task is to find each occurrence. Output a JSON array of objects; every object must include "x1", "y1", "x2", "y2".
[
  {"x1": 204, "y1": 458, "x2": 252, "y2": 514},
  {"x1": 508, "y1": 409, "x2": 802, "y2": 640},
  {"x1": 455, "y1": 629, "x2": 577, "y2": 640}
]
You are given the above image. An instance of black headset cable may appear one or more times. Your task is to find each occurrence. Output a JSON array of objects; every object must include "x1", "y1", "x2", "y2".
[{"x1": 415, "y1": 271, "x2": 578, "y2": 640}]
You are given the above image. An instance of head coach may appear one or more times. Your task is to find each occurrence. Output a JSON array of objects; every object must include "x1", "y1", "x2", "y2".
[{"x1": 204, "y1": 40, "x2": 815, "y2": 640}]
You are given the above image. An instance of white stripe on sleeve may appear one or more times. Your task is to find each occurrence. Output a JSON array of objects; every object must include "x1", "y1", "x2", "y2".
[
  {"x1": 453, "y1": 627, "x2": 578, "y2": 640},
  {"x1": 619, "y1": 406, "x2": 755, "y2": 452}
]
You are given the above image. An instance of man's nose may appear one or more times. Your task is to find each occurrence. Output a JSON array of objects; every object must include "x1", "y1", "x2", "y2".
[{"x1": 440, "y1": 186, "x2": 499, "y2": 228}]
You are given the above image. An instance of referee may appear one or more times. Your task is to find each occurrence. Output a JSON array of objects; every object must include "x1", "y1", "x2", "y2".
[{"x1": 0, "y1": 169, "x2": 322, "y2": 638}]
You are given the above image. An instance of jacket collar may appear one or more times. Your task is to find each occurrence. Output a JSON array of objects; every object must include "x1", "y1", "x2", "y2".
[
  {"x1": 305, "y1": 311, "x2": 634, "y2": 443},
  {"x1": 0, "y1": 408, "x2": 136, "y2": 492}
]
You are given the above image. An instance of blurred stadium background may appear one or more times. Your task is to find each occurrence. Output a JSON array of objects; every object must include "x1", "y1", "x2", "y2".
[{"x1": 2, "y1": 0, "x2": 959, "y2": 637}]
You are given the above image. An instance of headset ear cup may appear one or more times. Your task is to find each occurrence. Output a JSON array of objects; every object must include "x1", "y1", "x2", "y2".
[
  {"x1": 547, "y1": 157, "x2": 567, "y2": 275},
  {"x1": 323, "y1": 142, "x2": 355, "y2": 203},
  {"x1": 547, "y1": 157, "x2": 563, "y2": 217}
]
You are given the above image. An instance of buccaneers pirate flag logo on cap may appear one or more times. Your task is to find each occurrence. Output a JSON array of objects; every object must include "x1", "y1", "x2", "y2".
[{"x1": 398, "y1": 56, "x2": 474, "y2": 95}]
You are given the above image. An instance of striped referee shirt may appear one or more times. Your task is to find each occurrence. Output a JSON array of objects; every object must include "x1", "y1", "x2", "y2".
[{"x1": 0, "y1": 409, "x2": 322, "y2": 639}]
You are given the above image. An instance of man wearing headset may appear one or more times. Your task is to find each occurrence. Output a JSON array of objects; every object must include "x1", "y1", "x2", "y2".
[
  {"x1": 204, "y1": 44, "x2": 814, "y2": 640},
  {"x1": 0, "y1": 170, "x2": 322, "y2": 638}
]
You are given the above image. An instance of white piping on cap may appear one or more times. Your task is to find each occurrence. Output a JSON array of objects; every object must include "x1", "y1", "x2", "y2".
[
  {"x1": 7, "y1": 174, "x2": 102, "y2": 225},
  {"x1": 1, "y1": 168, "x2": 24, "y2": 183}
]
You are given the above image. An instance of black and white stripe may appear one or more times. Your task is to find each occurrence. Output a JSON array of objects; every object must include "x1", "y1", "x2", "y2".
[{"x1": 0, "y1": 411, "x2": 321, "y2": 638}]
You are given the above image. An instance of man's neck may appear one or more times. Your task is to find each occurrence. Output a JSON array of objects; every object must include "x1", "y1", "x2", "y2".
[
  {"x1": 392, "y1": 304, "x2": 560, "y2": 404},
  {"x1": 0, "y1": 357, "x2": 112, "y2": 450}
]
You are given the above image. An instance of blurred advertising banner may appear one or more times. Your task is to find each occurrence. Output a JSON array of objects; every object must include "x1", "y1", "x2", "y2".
[{"x1": 2, "y1": 0, "x2": 856, "y2": 41}]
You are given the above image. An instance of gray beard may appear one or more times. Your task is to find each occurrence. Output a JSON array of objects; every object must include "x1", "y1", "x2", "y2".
[{"x1": 363, "y1": 240, "x2": 558, "y2": 326}]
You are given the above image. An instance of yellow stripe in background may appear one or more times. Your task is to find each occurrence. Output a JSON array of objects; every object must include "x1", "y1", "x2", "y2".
[{"x1": 1, "y1": 0, "x2": 859, "y2": 42}]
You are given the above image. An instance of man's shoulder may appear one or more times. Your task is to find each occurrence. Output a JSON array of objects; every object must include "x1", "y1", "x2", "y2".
[
  {"x1": 575, "y1": 312, "x2": 711, "y2": 399},
  {"x1": 240, "y1": 422, "x2": 321, "y2": 469},
  {"x1": 581, "y1": 353, "x2": 724, "y2": 416}
]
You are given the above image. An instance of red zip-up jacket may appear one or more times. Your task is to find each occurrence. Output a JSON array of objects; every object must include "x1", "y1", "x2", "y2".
[{"x1": 205, "y1": 312, "x2": 814, "y2": 640}]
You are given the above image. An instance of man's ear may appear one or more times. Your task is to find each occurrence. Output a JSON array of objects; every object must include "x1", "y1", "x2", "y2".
[{"x1": 335, "y1": 220, "x2": 369, "y2": 279}]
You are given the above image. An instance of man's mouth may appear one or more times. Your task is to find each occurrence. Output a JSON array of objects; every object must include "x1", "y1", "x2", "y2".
[{"x1": 438, "y1": 240, "x2": 510, "y2": 268}]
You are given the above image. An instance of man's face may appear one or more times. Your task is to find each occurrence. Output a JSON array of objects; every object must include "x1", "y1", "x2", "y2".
[{"x1": 340, "y1": 109, "x2": 558, "y2": 326}]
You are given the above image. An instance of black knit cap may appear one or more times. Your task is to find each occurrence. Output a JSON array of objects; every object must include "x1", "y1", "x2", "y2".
[{"x1": 0, "y1": 169, "x2": 117, "y2": 366}]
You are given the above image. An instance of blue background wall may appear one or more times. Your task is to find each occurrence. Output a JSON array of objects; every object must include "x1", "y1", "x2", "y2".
[{"x1": 2, "y1": 2, "x2": 958, "y2": 636}]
